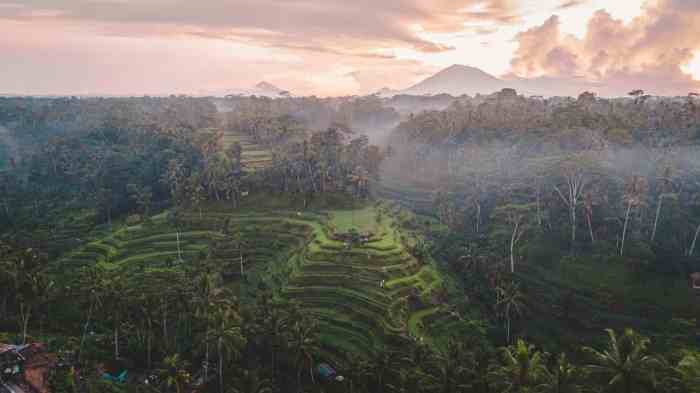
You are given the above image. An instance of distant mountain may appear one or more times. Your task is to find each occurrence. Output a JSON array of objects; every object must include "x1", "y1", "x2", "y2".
[
  {"x1": 401, "y1": 65, "x2": 506, "y2": 96},
  {"x1": 394, "y1": 64, "x2": 606, "y2": 98},
  {"x1": 254, "y1": 81, "x2": 285, "y2": 94},
  {"x1": 374, "y1": 87, "x2": 400, "y2": 98},
  {"x1": 201, "y1": 81, "x2": 291, "y2": 98}
]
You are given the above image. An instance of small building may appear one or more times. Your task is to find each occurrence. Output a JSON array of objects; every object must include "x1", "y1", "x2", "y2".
[
  {"x1": 1, "y1": 344, "x2": 27, "y2": 382},
  {"x1": 0, "y1": 343, "x2": 56, "y2": 393},
  {"x1": 690, "y1": 272, "x2": 700, "y2": 289}
]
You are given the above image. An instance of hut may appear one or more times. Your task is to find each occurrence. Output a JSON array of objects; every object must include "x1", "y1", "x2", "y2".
[{"x1": 0, "y1": 343, "x2": 56, "y2": 393}]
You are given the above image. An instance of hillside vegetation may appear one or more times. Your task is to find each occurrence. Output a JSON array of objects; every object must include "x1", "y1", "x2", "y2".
[{"x1": 0, "y1": 92, "x2": 699, "y2": 393}]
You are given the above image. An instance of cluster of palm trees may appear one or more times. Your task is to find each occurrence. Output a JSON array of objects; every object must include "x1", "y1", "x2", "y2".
[
  {"x1": 61, "y1": 258, "x2": 324, "y2": 393},
  {"x1": 334, "y1": 328, "x2": 699, "y2": 393}
]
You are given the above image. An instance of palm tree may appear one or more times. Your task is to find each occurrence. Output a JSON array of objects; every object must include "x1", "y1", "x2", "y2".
[
  {"x1": 422, "y1": 339, "x2": 473, "y2": 393},
  {"x1": 489, "y1": 339, "x2": 548, "y2": 393},
  {"x1": 287, "y1": 315, "x2": 320, "y2": 388},
  {"x1": 387, "y1": 368, "x2": 421, "y2": 393},
  {"x1": 161, "y1": 353, "x2": 191, "y2": 393},
  {"x1": 76, "y1": 266, "x2": 106, "y2": 363},
  {"x1": 367, "y1": 349, "x2": 395, "y2": 392},
  {"x1": 229, "y1": 369, "x2": 274, "y2": 393},
  {"x1": 193, "y1": 267, "x2": 217, "y2": 384},
  {"x1": 583, "y1": 329, "x2": 661, "y2": 393},
  {"x1": 209, "y1": 298, "x2": 246, "y2": 393},
  {"x1": 540, "y1": 354, "x2": 585, "y2": 393},
  {"x1": 673, "y1": 351, "x2": 700, "y2": 393},
  {"x1": 256, "y1": 299, "x2": 292, "y2": 379},
  {"x1": 496, "y1": 280, "x2": 525, "y2": 344},
  {"x1": 346, "y1": 354, "x2": 373, "y2": 393}
]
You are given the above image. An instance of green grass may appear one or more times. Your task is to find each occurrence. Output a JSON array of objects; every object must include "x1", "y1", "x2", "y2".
[{"x1": 329, "y1": 206, "x2": 378, "y2": 233}]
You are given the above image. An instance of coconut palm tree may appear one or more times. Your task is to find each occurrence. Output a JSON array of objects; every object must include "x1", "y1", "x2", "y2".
[
  {"x1": 193, "y1": 268, "x2": 217, "y2": 386},
  {"x1": 673, "y1": 351, "x2": 700, "y2": 393},
  {"x1": 489, "y1": 339, "x2": 548, "y2": 393},
  {"x1": 540, "y1": 353, "x2": 585, "y2": 393},
  {"x1": 287, "y1": 315, "x2": 320, "y2": 389},
  {"x1": 346, "y1": 354, "x2": 373, "y2": 393},
  {"x1": 496, "y1": 280, "x2": 525, "y2": 344},
  {"x1": 422, "y1": 339, "x2": 473, "y2": 393},
  {"x1": 583, "y1": 329, "x2": 661, "y2": 393},
  {"x1": 209, "y1": 298, "x2": 246, "y2": 393},
  {"x1": 161, "y1": 353, "x2": 191, "y2": 393},
  {"x1": 229, "y1": 369, "x2": 274, "y2": 393}
]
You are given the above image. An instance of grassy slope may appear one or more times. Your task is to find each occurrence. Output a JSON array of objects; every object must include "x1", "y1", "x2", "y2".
[
  {"x1": 48, "y1": 195, "x2": 466, "y2": 364},
  {"x1": 218, "y1": 128, "x2": 273, "y2": 170}
]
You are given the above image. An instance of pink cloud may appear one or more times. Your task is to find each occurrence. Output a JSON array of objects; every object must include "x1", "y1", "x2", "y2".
[{"x1": 510, "y1": 1, "x2": 700, "y2": 95}]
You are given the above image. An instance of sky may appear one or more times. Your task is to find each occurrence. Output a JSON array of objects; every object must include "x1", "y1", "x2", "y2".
[{"x1": 1, "y1": 0, "x2": 699, "y2": 96}]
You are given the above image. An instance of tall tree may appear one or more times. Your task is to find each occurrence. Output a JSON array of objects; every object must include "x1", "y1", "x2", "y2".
[
  {"x1": 583, "y1": 329, "x2": 661, "y2": 393},
  {"x1": 489, "y1": 339, "x2": 548, "y2": 393}
]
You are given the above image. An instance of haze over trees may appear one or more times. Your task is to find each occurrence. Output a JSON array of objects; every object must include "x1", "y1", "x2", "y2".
[{"x1": 0, "y1": 89, "x2": 699, "y2": 393}]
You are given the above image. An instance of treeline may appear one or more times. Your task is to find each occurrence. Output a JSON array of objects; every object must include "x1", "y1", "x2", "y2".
[
  {"x1": 165, "y1": 128, "x2": 385, "y2": 212},
  {"x1": 0, "y1": 96, "x2": 386, "y2": 251},
  {"x1": 385, "y1": 90, "x2": 700, "y2": 275},
  {"x1": 393, "y1": 90, "x2": 700, "y2": 147},
  {"x1": 0, "y1": 96, "x2": 218, "y2": 237},
  {"x1": 218, "y1": 94, "x2": 399, "y2": 142}
]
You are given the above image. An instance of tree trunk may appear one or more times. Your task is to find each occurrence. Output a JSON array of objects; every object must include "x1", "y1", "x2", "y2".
[
  {"x1": 21, "y1": 306, "x2": 31, "y2": 345},
  {"x1": 651, "y1": 195, "x2": 663, "y2": 242},
  {"x1": 506, "y1": 312, "x2": 511, "y2": 345},
  {"x1": 218, "y1": 338, "x2": 224, "y2": 393},
  {"x1": 309, "y1": 354, "x2": 315, "y2": 384},
  {"x1": 162, "y1": 302, "x2": 168, "y2": 351},
  {"x1": 114, "y1": 325, "x2": 119, "y2": 359},
  {"x1": 176, "y1": 230, "x2": 182, "y2": 261},
  {"x1": 510, "y1": 221, "x2": 519, "y2": 274},
  {"x1": 536, "y1": 187, "x2": 542, "y2": 227},
  {"x1": 620, "y1": 201, "x2": 633, "y2": 256},
  {"x1": 688, "y1": 222, "x2": 700, "y2": 257},
  {"x1": 79, "y1": 301, "x2": 94, "y2": 362},
  {"x1": 297, "y1": 355, "x2": 303, "y2": 389},
  {"x1": 239, "y1": 254, "x2": 244, "y2": 277},
  {"x1": 204, "y1": 333, "x2": 210, "y2": 386},
  {"x1": 147, "y1": 318, "x2": 152, "y2": 369},
  {"x1": 586, "y1": 212, "x2": 595, "y2": 243},
  {"x1": 571, "y1": 207, "x2": 576, "y2": 250},
  {"x1": 475, "y1": 201, "x2": 481, "y2": 234}
]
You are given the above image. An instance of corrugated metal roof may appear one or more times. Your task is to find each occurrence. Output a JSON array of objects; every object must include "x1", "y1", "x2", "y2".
[{"x1": 0, "y1": 344, "x2": 30, "y2": 356}]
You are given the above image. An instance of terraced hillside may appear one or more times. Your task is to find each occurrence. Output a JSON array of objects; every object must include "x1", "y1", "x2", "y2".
[
  {"x1": 51, "y1": 204, "x2": 467, "y2": 362},
  {"x1": 282, "y1": 207, "x2": 466, "y2": 363},
  {"x1": 220, "y1": 129, "x2": 274, "y2": 171},
  {"x1": 52, "y1": 210, "x2": 311, "y2": 293}
]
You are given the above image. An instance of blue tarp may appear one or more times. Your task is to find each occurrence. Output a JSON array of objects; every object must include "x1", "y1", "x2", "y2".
[
  {"x1": 317, "y1": 363, "x2": 336, "y2": 378},
  {"x1": 103, "y1": 370, "x2": 128, "y2": 383}
]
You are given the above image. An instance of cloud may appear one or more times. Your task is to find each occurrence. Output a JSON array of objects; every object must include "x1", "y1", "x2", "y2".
[
  {"x1": 0, "y1": 0, "x2": 520, "y2": 54},
  {"x1": 0, "y1": 17, "x2": 435, "y2": 97},
  {"x1": 0, "y1": 0, "x2": 524, "y2": 96},
  {"x1": 510, "y1": 1, "x2": 700, "y2": 95},
  {"x1": 556, "y1": 0, "x2": 590, "y2": 10}
]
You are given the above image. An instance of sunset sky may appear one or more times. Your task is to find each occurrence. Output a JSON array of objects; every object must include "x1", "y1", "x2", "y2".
[{"x1": 2, "y1": 0, "x2": 700, "y2": 96}]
